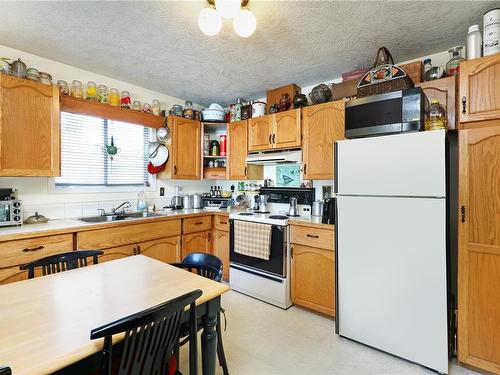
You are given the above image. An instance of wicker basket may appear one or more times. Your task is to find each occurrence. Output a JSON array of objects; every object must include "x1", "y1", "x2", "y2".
[{"x1": 357, "y1": 47, "x2": 414, "y2": 98}]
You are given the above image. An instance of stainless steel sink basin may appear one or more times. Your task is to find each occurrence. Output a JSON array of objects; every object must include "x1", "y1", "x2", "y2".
[{"x1": 78, "y1": 212, "x2": 163, "y2": 223}]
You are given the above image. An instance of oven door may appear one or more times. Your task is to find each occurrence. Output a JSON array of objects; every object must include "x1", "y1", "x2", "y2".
[
  {"x1": 0, "y1": 202, "x2": 12, "y2": 225},
  {"x1": 229, "y1": 219, "x2": 287, "y2": 278}
]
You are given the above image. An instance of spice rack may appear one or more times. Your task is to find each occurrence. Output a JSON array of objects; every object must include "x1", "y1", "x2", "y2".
[
  {"x1": 201, "y1": 122, "x2": 228, "y2": 180},
  {"x1": 60, "y1": 96, "x2": 165, "y2": 128}
]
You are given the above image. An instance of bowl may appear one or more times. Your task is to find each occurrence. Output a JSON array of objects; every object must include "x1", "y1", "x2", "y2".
[{"x1": 202, "y1": 108, "x2": 225, "y2": 122}]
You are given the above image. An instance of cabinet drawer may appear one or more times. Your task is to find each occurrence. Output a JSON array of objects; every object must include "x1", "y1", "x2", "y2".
[
  {"x1": 0, "y1": 234, "x2": 73, "y2": 269},
  {"x1": 214, "y1": 215, "x2": 229, "y2": 232},
  {"x1": 183, "y1": 216, "x2": 212, "y2": 234},
  {"x1": 291, "y1": 225, "x2": 334, "y2": 251},
  {"x1": 77, "y1": 220, "x2": 181, "y2": 249}
]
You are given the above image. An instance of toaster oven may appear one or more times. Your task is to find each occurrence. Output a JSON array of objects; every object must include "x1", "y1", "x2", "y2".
[{"x1": 0, "y1": 200, "x2": 23, "y2": 227}]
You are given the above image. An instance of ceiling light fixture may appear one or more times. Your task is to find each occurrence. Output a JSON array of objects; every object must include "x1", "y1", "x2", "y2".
[{"x1": 199, "y1": 0, "x2": 255, "y2": 37}]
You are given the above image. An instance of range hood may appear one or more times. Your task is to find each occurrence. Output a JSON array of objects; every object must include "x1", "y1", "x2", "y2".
[{"x1": 245, "y1": 150, "x2": 302, "y2": 165}]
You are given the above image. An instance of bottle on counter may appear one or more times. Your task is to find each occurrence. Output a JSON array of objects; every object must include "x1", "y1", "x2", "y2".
[{"x1": 466, "y1": 24, "x2": 482, "y2": 60}]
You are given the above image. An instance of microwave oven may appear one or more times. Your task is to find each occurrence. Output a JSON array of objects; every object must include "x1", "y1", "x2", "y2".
[
  {"x1": 0, "y1": 200, "x2": 23, "y2": 227},
  {"x1": 344, "y1": 88, "x2": 426, "y2": 139}
]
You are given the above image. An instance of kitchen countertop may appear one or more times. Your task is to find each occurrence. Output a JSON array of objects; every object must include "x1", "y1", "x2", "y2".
[
  {"x1": 0, "y1": 208, "x2": 231, "y2": 242},
  {"x1": 289, "y1": 215, "x2": 335, "y2": 230}
]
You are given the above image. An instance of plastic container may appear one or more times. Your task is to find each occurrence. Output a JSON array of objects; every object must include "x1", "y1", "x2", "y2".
[
  {"x1": 445, "y1": 46, "x2": 464, "y2": 77},
  {"x1": 425, "y1": 100, "x2": 447, "y2": 131},
  {"x1": 484, "y1": 8, "x2": 500, "y2": 56},
  {"x1": 466, "y1": 24, "x2": 482, "y2": 60}
]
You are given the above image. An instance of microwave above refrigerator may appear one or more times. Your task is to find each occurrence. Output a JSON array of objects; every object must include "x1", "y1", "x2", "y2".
[{"x1": 344, "y1": 88, "x2": 426, "y2": 139}]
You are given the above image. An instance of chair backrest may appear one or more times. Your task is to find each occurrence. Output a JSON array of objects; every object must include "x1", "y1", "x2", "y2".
[
  {"x1": 0, "y1": 366, "x2": 11, "y2": 375},
  {"x1": 90, "y1": 289, "x2": 202, "y2": 375},
  {"x1": 178, "y1": 252, "x2": 223, "y2": 282},
  {"x1": 20, "y1": 250, "x2": 104, "y2": 279}
]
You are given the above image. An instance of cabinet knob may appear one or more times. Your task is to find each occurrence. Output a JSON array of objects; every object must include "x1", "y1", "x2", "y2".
[
  {"x1": 269, "y1": 134, "x2": 272, "y2": 144},
  {"x1": 303, "y1": 164, "x2": 307, "y2": 175},
  {"x1": 461, "y1": 96, "x2": 467, "y2": 114},
  {"x1": 272, "y1": 134, "x2": 276, "y2": 144},
  {"x1": 174, "y1": 165, "x2": 177, "y2": 175},
  {"x1": 306, "y1": 234, "x2": 319, "y2": 238},
  {"x1": 244, "y1": 166, "x2": 247, "y2": 176},
  {"x1": 22, "y1": 245, "x2": 44, "y2": 252}
]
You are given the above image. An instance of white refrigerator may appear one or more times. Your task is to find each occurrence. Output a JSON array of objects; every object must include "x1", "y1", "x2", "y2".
[{"x1": 334, "y1": 130, "x2": 455, "y2": 374}]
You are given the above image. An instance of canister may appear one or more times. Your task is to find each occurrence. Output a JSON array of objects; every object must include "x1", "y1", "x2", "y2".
[
  {"x1": 252, "y1": 101, "x2": 266, "y2": 117},
  {"x1": 312, "y1": 200, "x2": 324, "y2": 216},
  {"x1": 484, "y1": 8, "x2": 500, "y2": 56},
  {"x1": 220, "y1": 135, "x2": 227, "y2": 156}
]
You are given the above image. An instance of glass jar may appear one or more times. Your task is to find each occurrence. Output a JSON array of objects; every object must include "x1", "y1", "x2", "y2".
[
  {"x1": 120, "y1": 90, "x2": 131, "y2": 109},
  {"x1": 86, "y1": 81, "x2": 97, "y2": 101},
  {"x1": 97, "y1": 84, "x2": 108, "y2": 104},
  {"x1": 152, "y1": 99, "x2": 160, "y2": 116},
  {"x1": 143, "y1": 103, "x2": 152, "y2": 113},
  {"x1": 171, "y1": 104, "x2": 183, "y2": 117},
  {"x1": 70, "y1": 80, "x2": 83, "y2": 98},
  {"x1": 425, "y1": 100, "x2": 447, "y2": 131},
  {"x1": 210, "y1": 140, "x2": 220, "y2": 156},
  {"x1": 132, "y1": 100, "x2": 142, "y2": 111},
  {"x1": 57, "y1": 80, "x2": 69, "y2": 95},
  {"x1": 109, "y1": 88, "x2": 120, "y2": 106},
  {"x1": 203, "y1": 134, "x2": 210, "y2": 155},
  {"x1": 445, "y1": 46, "x2": 464, "y2": 77},
  {"x1": 183, "y1": 100, "x2": 194, "y2": 119}
]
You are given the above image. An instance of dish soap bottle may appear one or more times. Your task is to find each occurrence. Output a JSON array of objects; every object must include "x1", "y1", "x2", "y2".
[
  {"x1": 425, "y1": 100, "x2": 447, "y2": 131},
  {"x1": 137, "y1": 190, "x2": 147, "y2": 212}
]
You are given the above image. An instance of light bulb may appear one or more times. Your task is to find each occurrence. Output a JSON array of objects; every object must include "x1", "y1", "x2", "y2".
[
  {"x1": 216, "y1": 0, "x2": 240, "y2": 19},
  {"x1": 198, "y1": 7, "x2": 222, "y2": 36},
  {"x1": 233, "y1": 8, "x2": 256, "y2": 38}
]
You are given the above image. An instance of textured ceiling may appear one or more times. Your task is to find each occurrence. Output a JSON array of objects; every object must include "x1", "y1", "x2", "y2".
[{"x1": 0, "y1": 1, "x2": 498, "y2": 106}]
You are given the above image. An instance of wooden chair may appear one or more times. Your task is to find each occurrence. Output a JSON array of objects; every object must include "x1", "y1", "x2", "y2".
[
  {"x1": 20, "y1": 250, "x2": 104, "y2": 279},
  {"x1": 171, "y1": 253, "x2": 229, "y2": 375},
  {"x1": 0, "y1": 366, "x2": 11, "y2": 375},
  {"x1": 90, "y1": 289, "x2": 202, "y2": 375}
]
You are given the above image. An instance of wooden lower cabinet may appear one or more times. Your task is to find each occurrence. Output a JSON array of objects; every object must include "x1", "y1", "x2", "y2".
[
  {"x1": 98, "y1": 244, "x2": 136, "y2": 263},
  {"x1": 214, "y1": 229, "x2": 229, "y2": 281},
  {"x1": 458, "y1": 127, "x2": 500, "y2": 373},
  {"x1": 0, "y1": 234, "x2": 73, "y2": 285},
  {"x1": 291, "y1": 244, "x2": 335, "y2": 317},
  {"x1": 182, "y1": 230, "x2": 212, "y2": 259},
  {"x1": 138, "y1": 236, "x2": 181, "y2": 263}
]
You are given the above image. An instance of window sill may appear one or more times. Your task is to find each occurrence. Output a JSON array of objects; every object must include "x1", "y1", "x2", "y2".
[{"x1": 47, "y1": 178, "x2": 156, "y2": 195}]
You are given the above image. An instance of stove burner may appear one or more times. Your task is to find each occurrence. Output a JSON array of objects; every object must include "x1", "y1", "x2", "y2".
[
  {"x1": 268, "y1": 215, "x2": 288, "y2": 220},
  {"x1": 239, "y1": 212, "x2": 254, "y2": 216}
]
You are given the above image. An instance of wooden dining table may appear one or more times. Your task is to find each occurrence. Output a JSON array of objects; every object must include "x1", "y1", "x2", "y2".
[{"x1": 0, "y1": 255, "x2": 230, "y2": 375}]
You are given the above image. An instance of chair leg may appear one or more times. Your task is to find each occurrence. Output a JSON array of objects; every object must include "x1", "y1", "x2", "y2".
[
  {"x1": 216, "y1": 312, "x2": 229, "y2": 375},
  {"x1": 174, "y1": 341, "x2": 181, "y2": 375}
]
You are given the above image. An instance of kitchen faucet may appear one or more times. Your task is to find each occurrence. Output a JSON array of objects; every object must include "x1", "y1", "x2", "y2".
[{"x1": 112, "y1": 201, "x2": 131, "y2": 214}]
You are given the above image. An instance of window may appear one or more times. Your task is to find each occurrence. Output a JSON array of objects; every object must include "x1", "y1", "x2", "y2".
[{"x1": 55, "y1": 112, "x2": 150, "y2": 187}]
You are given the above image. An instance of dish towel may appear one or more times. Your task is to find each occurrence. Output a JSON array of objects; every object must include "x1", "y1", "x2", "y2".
[{"x1": 234, "y1": 220, "x2": 272, "y2": 260}]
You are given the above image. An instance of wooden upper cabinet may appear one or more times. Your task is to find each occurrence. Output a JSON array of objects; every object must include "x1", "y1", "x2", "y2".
[
  {"x1": 459, "y1": 54, "x2": 500, "y2": 125},
  {"x1": 228, "y1": 120, "x2": 249, "y2": 179},
  {"x1": 171, "y1": 116, "x2": 201, "y2": 179},
  {"x1": 458, "y1": 127, "x2": 500, "y2": 373},
  {"x1": 302, "y1": 100, "x2": 345, "y2": 180},
  {"x1": 273, "y1": 109, "x2": 301, "y2": 149},
  {"x1": 248, "y1": 116, "x2": 272, "y2": 151},
  {"x1": 0, "y1": 74, "x2": 60, "y2": 176},
  {"x1": 416, "y1": 76, "x2": 457, "y2": 130}
]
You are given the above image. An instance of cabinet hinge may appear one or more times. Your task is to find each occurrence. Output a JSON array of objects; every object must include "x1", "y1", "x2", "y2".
[
  {"x1": 291, "y1": 246, "x2": 293, "y2": 258},
  {"x1": 461, "y1": 206, "x2": 466, "y2": 223}
]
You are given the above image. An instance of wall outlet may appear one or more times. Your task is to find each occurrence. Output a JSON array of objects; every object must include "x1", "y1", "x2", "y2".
[{"x1": 160, "y1": 187, "x2": 165, "y2": 196}]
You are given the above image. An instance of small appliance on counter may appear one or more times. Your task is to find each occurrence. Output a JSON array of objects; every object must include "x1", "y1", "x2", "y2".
[
  {"x1": 322, "y1": 198, "x2": 335, "y2": 224},
  {"x1": 312, "y1": 200, "x2": 324, "y2": 216},
  {"x1": 0, "y1": 189, "x2": 22, "y2": 227},
  {"x1": 202, "y1": 197, "x2": 232, "y2": 209},
  {"x1": 182, "y1": 195, "x2": 193, "y2": 209},
  {"x1": 169, "y1": 195, "x2": 183, "y2": 210},
  {"x1": 193, "y1": 193, "x2": 202, "y2": 209},
  {"x1": 288, "y1": 197, "x2": 298, "y2": 217}
]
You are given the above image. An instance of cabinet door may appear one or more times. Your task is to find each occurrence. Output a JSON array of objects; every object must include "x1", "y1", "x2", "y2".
[
  {"x1": 182, "y1": 230, "x2": 212, "y2": 259},
  {"x1": 302, "y1": 101, "x2": 344, "y2": 180},
  {"x1": 172, "y1": 117, "x2": 201, "y2": 179},
  {"x1": 228, "y1": 120, "x2": 248, "y2": 179},
  {"x1": 98, "y1": 243, "x2": 136, "y2": 263},
  {"x1": 138, "y1": 236, "x2": 181, "y2": 263},
  {"x1": 458, "y1": 127, "x2": 500, "y2": 373},
  {"x1": 291, "y1": 244, "x2": 335, "y2": 317},
  {"x1": 214, "y1": 230, "x2": 229, "y2": 281},
  {"x1": 0, "y1": 74, "x2": 60, "y2": 176},
  {"x1": 248, "y1": 116, "x2": 272, "y2": 151},
  {"x1": 459, "y1": 55, "x2": 500, "y2": 124},
  {"x1": 416, "y1": 76, "x2": 457, "y2": 130},
  {"x1": 272, "y1": 109, "x2": 301, "y2": 149}
]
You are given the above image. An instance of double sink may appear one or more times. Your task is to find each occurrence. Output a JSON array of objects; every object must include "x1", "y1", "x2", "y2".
[{"x1": 78, "y1": 212, "x2": 163, "y2": 223}]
